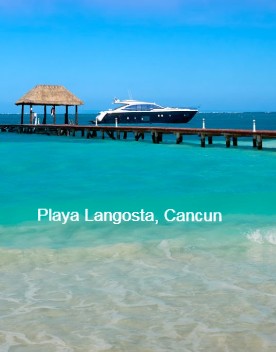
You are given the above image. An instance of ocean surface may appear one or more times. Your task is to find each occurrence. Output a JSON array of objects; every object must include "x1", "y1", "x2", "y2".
[{"x1": 0, "y1": 112, "x2": 276, "y2": 351}]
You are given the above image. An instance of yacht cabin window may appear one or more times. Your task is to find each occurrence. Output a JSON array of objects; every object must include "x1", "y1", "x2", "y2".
[{"x1": 123, "y1": 104, "x2": 163, "y2": 111}]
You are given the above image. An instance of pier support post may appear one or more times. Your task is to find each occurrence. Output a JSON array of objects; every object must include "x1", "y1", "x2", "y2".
[
  {"x1": 155, "y1": 131, "x2": 159, "y2": 144},
  {"x1": 135, "y1": 132, "x2": 144, "y2": 141},
  {"x1": 232, "y1": 136, "x2": 238, "y2": 146},
  {"x1": 225, "y1": 135, "x2": 231, "y2": 148},
  {"x1": 208, "y1": 136, "x2": 213, "y2": 145},
  {"x1": 253, "y1": 135, "x2": 257, "y2": 148},
  {"x1": 152, "y1": 132, "x2": 157, "y2": 144},
  {"x1": 123, "y1": 131, "x2": 127, "y2": 139},
  {"x1": 157, "y1": 132, "x2": 163, "y2": 143},
  {"x1": 176, "y1": 133, "x2": 183, "y2": 144},
  {"x1": 116, "y1": 130, "x2": 120, "y2": 139},
  {"x1": 101, "y1": 131, "x2": 105, "y2": 139},
  {"x1": 109, "y1": 131, "x2": 115, "y2": 140},
  {"x1": 200, "y1": 134, "x2": 205, "y2": 148},
  {"x1": 257, "y1": 135, "x2": 262, "y2": 150}
]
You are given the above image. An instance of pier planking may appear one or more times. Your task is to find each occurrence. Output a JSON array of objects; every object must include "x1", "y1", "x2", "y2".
[{"x1": 1, "y1": 124, "x2": 276, "y2": 150}]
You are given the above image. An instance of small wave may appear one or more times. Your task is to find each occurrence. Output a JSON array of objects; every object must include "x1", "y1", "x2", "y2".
[
  {"x1": 157, "y1": 240, "x2": 175, "y2": 260},
  {"x1": 0, "y1": 330, "x2": 73, "y2": 352},
  {"x1": 247, "y1": 228, "x2": 276, "y2": 245}
]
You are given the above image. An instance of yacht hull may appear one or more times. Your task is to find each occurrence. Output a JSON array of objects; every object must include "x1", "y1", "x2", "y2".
[{"x1": 96, "y1": 110, "x2": 197, "y2": 124}]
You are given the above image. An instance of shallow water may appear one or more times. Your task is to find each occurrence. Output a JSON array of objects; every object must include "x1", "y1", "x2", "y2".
[{"x1": 0, "y1": 113, "x2": 275, "y2": 351}]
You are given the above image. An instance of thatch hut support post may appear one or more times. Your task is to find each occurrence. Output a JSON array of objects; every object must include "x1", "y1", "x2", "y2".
[
  {"x1": 53, "y1": 105, "x2": 56, "y2": 124},
  {"x1": 75, "y1": 106, "x2": 78, "y2": 125},
  {"x1": 43, "y1": 105, "x2": 47, "y2": 124},
  {"x1": 65, "y1": 106, "x2": 69, "y2": 124},
  {"x1": 20, "y1": 104, "x2": 24, "y2": 124},
  {"x1": 29, "y1": 105, "x2": 33, "y2": 124}
]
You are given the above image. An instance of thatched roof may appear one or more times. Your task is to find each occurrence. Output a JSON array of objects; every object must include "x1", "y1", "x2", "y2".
[{"x1": 15, "y1": 85, "x2": 84, "y2": 106}]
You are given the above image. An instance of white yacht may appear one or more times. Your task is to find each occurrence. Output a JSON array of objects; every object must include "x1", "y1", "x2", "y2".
[{"x1": 93, "y1": 99, "x2": 198, "y2": 124}]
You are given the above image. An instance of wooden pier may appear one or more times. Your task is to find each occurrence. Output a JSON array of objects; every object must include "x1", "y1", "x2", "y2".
[{"x1": 1, "y1": 123, "x2": 276, "y2": 150}]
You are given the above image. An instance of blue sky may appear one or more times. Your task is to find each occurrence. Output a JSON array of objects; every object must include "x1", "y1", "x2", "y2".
[{"x1": 0, "y1": 0, "x2": 276, "y2": 112}]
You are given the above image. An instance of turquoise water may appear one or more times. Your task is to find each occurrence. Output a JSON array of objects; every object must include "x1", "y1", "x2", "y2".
[{"x1": 0, "y1": 113, "x2": 276, "y2": 351}]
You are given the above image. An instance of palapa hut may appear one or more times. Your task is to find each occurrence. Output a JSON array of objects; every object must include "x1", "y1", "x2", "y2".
[{"x1": 15, "y1": 85, "x2": 84, "y2": 125}]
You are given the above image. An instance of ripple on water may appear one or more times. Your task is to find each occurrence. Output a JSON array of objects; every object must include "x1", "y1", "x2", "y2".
[{"x1": 0, "y1": 237, "x2": 276, "y2": 351}]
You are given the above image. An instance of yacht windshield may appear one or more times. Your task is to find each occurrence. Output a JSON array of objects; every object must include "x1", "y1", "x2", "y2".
[{"x1": 113, "y1": 103, "x2": 127, "y2": 110}]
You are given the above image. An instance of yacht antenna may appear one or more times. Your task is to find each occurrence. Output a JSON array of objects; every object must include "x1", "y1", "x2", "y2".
[{"x1": 128, "y1": 89, "x2": 133, "y2": 100}]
